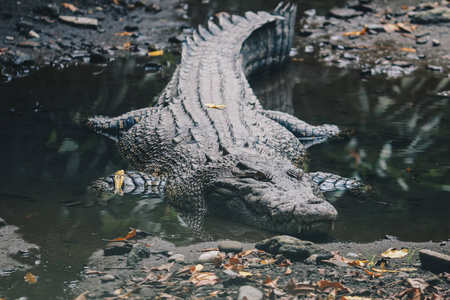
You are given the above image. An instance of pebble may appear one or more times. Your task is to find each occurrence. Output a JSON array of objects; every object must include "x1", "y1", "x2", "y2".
[
  {"x1": 146, "y1": 3, "x2": 162, "y2": 13},
  {"x1": 100, "y1": 274, "x2": 115, "y2": 282},
  {"x1": 168, "y1": 254, "x2": 185, "y2": 263},
  {"x1": 328, "y1": 8, "x2": 362, "y2": 19},
  {"x1": 127, "y1": 243, "x2": 150, "y2": 267},
  {"x1": 431, "y1": 39, "x2": 440, "y2": 47},
  {"x1": 393, "y1": 61, "x2": 413, "y2": 68},
  {"x1": 237, "y1": 285, "x2": 263, "y2": 300},
  {"x1": 0, "y1": 217, "x2": 6, "y2": 227},
  {"x1": 18, "y1": 41, "x2": 39, "y2": 48},
  {"x1": 218, "y1": 241, "x2": 243, "y2": 253},
  {"x1": 426, "y1": 65, "x2": 443, "y2": 72},
  {"x1": 416, "y1": 38, "x2": 428, "y2": 45},
  {"x1": 197, "y1": 251, "x2": 219, "y2": 264},
  {"x1": 346, "y1": 252, "x2": 360, "y2": 258}
]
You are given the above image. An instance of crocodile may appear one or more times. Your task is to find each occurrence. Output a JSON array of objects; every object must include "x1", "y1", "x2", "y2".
[{"x1": 86, "y1": 2, "x2": 362, "y2": 235}]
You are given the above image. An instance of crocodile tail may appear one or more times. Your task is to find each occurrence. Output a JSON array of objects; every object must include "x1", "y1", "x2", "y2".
[{"x1": 241, "y1": 2, "x2": 297, "y2": 77}]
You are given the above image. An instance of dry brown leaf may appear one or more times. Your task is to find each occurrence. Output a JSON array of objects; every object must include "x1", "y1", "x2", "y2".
[
  {"x1": 112, "y1": 228, "x2": 136, "y2": 241},
  {"x1": 213, "y1": 252, "x2": 225, "y2": 267},
  {"x1": 407, "y1": 278, "x2": 429, "y2": 289},
  {"x1": 383, "y1": 23, "x2": 399, "y2": 33},
  {"x1": 239, "y1": 249, "x2": 256, "y2": 256},
  {"x1": 400, "y1": 47, "x2": 416, "y2": 52},
  {"x1": 283, "y1": 267, "x2": 292, "y2": 275},
  {"x1": 342, "y1": 297, "x2": 371, "y2": 300},
  {"x1": 277, "y1": 258, "x2": 292, "y2": 267},
  {"x1": 112, "y1": 0, "x2": 119, "y2": 4},
  {"x1": 396, "y1": 22, "x2": 417, "y2": 33},
  {"x1": 228, "y1": 254, "x2": 240, "y2": 265},
  {"x1": 363, "y1": 268, "x2": 382, "y2": 278},
  {"x1": 24, "y1": 272, "x2": 37, "y2": 284},
  {"x1": 151, "y1": 262, "x2": 174, "y2": 272},
  {"x1": 189, "y1": 272, "x2": 219, "y2": 286},
  {"x1": 260, "y1": 258, "x2": 275, "y2": 264},
  {"x1": 73, "y1": 291, "x2": 90, "y2": 300},
  {"x1": 263, "y1": 275, "x2": 279, "y2": 289},
  {"x1": 381, "y1": 248, "x2": 409, "y2": 258},
  {"x1": 61, "y1": 3, "x2": 79, "y2": 12},
  {"x1": 342, "y1": 28, "x2": 366, "y2": 36},
  {"x1": 190, "y1": 264, "x2": 203, "y2": 274},
  {"x1": 123, "y1": 42, "x2": 131, "y2": 49},
  {"x1": 286, "y1": 278, "x2": 316, "y2": 296},
  {"x1": 238, "y1": 271, "x2": 252, "y2": 277},
  {"x1": 317, "y1": 280, "x2": 352, "y2": 293},
  {"x1": 205, "y1": 103, "x2": 226, "y2": 109},
  {"x1": 399, "y1": 287, "x2": 422, "y2": 300},
  {"x1": 201, "y1": 248, "x2": 219, "y2": 252}
]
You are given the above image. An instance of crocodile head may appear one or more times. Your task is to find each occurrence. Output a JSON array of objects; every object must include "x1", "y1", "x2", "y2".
[{"x1": 203, "y1": 156, "x2": 338, "y2": 235}]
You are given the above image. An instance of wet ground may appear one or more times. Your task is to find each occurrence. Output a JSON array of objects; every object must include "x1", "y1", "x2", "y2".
[{"x1": 1, "y1": 0, "x2": 450, "y2": 299}]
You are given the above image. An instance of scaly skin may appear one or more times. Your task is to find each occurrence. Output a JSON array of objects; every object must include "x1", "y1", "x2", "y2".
[{"x1": 87, "y1": 3, "x2": 361, "y2": 235}]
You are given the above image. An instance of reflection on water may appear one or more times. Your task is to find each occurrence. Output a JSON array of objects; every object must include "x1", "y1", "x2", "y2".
[{"x1": 0, "y1": 2, "x2": 449, "y2": 299}]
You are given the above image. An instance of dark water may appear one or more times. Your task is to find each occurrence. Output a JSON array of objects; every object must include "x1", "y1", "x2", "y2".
[{"x1": 1, "y1": 1, "x2": 449, "y2": 299}]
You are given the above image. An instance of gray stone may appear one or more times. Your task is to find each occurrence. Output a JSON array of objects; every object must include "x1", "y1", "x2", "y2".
[
  {"x1": 218, "y1": 241, "x2": 243, "y2": 253},
  {"x1": 432, "y1": 39, "x2": 441, "y2": 46},
  {"x1": 237, "y1": 285, "x2": 263, "y2": 300},
  {"x1": 393, "y1": 61, "x2": 413, "y2": 68},
  {"x1": 411, "y1": 7, "x2": 450, "y2": 24},
  {"x1": 328, "y1": 8, "x2": 363, "y2": 19},
  {"x1": 197, "y1": 251, "x2": 219, "y2": 264},
  {"x1": 419, "y1": 249, "x2": 450, "y2": 273},
  {"x1": 255, "y1": 235, "x2": 331, "y2": 262},
  {"x1": 100, "y1": 274, "x2": 115, "y2": 282},
  {"x1": 103, "y1": 241, "x2": 133, "y2": 256},
  {"x1": 0, "y1": 217, "x2": 5, "y2": 227},
  {"x1": 427, "y1": 65, "x2": 443, "y2": 72},
  {"x1": 168, "y1": 254, "x2": 185, "y2": 263},
  {"x1": 127, "y1": 243, "x2": 150, "y2": 267}
]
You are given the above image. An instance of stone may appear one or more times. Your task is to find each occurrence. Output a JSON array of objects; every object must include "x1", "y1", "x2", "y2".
[
  {"x1": 411, "y1": 7, "x2": 450, "y2": 24},
  {"x1": 255, "y1": 235, "x2": 331, "y2": 262},
  {"x1": 431, "y1": 39, "x2": 440, "y2": 46},
  {"x1": 197, "y1": 251, "x2": 219, "y2": 264},
  {"x1": 237, "y1": 285, "x2": 263, "y2": 300},
  {"x1": 90, "y1": 50, "x2": 107, "y2": 64},
  {"x1": 415, "y1": 38, "x2": 428, "y2": 45},
  {"x1": 218, "y1": 241, "x2": 243, "y2": 253},
  {"x1": 34, "y1": 3, "x2": 60, "y2": 17},
  {"x1": 16, "y1": 20, "x2": 34, "y2": 32},
  {"x1": 100, "y1": 274, "x2": 115, "y2": 282},
  {"x1": 168, "y1": 254, "x2": 185, "y2": 263},
  {"x1": 0, "y1": 217, "x2": 6, "y2": 227},
  {"x1": 426, "y1": 65, "x2": 443, "y2": 72},
  {"x1": 127, "y1": 243, "x2": 150, "y2": 267},
  {"x1": 419, "y1": 249, "x2": 450, "y2": 273},
  {"x1": 103, "y1": 241, "x2": 133, "y2": 256},
  {"x1": 328, "y1": 8, "x2": 363, "y2": 19},
  {"x1": 393, "y1": 61, "x2": 413, "y2": 68},
  {"x1": 145, "y1": 3, "x2": 162, "y2": 13},
  {"x1": 124, "y1": 25, "x2": 139, "y2": 32}
]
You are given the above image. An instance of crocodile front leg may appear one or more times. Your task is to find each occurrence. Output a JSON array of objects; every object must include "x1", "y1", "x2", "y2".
[
  {"x1": 86, "y1": 106, "x2": 160, "y2": 132},
  {"x1": 260, "y1": 110, "x2": 340, "y2": 140}
]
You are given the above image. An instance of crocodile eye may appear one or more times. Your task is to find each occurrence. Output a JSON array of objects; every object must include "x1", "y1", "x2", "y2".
[
  {"x1": 232, "y1": 162, "x2": 273, "y2": 182},
  {"x1": 287, "y1": 168, "x2": 304, "y2": 180}
]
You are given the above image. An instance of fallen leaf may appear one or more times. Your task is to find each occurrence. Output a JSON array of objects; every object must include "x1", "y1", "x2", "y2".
[
  {"x1": 342, "y1": 297, "x2": 371, "y2": 300},
  {"x1": 396, "y1": 22, "x2": 417, "y2": 33},
  {"x1": 24, "y1": 272, "x2": 37, "y2": 284},
  {"x1": 26, "y1": 212, "x2": 40, "y2": 218},
  {"x1": 381, "y1": 248, "x2": 409, "y2": 258},
  {"x1": 286, "y1": 278, "x2": 316, "y2": 296},
  {"x1": 238, "y1": 271, "x2": 252, "y2": 277},
  {"x1": 189, "y1": 272, "x2": 219, "y2": 286},
  {"x1": 115, "y1": 31, "x2": 133, "y2": 36},
  {"x1": 190, "y1": 264, "x2": 203, "y2": 274},
  {"x1": 148, "y1": 50, "x2": 164, "y2": 57},
  {"x1": 239, "y1": 249, "x2": 256, "y2": 256},
  {"x1": 400, "y1": 47, "x2": 416, "y2": 52},
  {"x1": 112, "y1": 228, "x2": 136, "y2": 241},
  {"x1": 112, "y1": 0, "x2": 119, "y2": 4},
  {"x1": 151, "y1": 262, "x2": 174, "y2": 272},
  {"x1": 260, "y1": 258, "x2": 275, "y2": 264},
  {"x1": 73, "y1": 291, "x2": 90, "y2": 300},
  {"x1": 61, "y1": 3, "x2": 79, "y2": 12},
  {"x1": 201, "y1": 248, "x2": 219, "y2": 252},
  {"x1": 342, "y1": 28, "x2": 366, "y2": 36},
  {"x1": 205, "y1": 103, "x2": 226, "y2": 109},
  {"x1": 59, "y1": 16, "x2": 99, "y2": 27},
  {"x1": 363, "y1": 268, "x2": 382, "y2": 278},
  {"x1": 123, "y1": 42, "x2": 131, "y2": 49},
  {"x1": 229, "y1": 254, "x2": 240, "y2": 265},
  {"x1": 383, "y1": 23, "x2": 399, "y2": 33},
  {"x1": 209, "y1": 291, "x2": 219, "y2": 297},
  {"x1": 277, "y1": 258, "x2": 292, "y2": 267},
  {"x1": 407, "y1": 278, "x2": 429, "y2": 289},
  {"x1": 213, "y1": 252, "x2": 225, "y2": 267},
  {"x1": 263, "y1": 275, "x2": 279, "y2": 289},
  {"x1": 283, "y1": 267, "x2": 292, "y2": 275},
  {"x1": 317, "y1": 280, "x2": 352, "y2": 293},
  {"x1": 399, "y1": 287, "x2": 422, "y2": 300},
  {"x1": 114, "y1": 170, "x2": 125, "y2": 195}
]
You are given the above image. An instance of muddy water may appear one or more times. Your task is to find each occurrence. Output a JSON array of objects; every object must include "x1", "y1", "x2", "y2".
[{"x1": 0, "y1": 2, "x2": 449, "y2": 300}]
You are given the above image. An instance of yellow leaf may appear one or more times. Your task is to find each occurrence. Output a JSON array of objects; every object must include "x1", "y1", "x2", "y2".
[
  {"x1": 112, "y1": 228, "x2": 136, "y2": 241},
  {"x1": 383, "y1": 23, "x2": 399, "y2": 33},
  {"x1": 238, "y1": 271, "x2": 252, "y2": 277},
  {"x1": 24, "y1": 272, "x2": 37, "y2": 284},
  {"x1": 112, "y1": 0, "x2": 119, "y2": 4},
  {"x1": 147, "y1": 50, "x2": 164, "y2": 57},
  {"x1": 317, "y1": 280, "x2": 352, "y2": 293},
  {"x1": 400, "y1": 47, "x2": 416, "y2": 52},
  {"x1": 381, "y1": 248, "x2": 409, "y2": 258},
  {"x1": 342, "y1": 28, "x2": 366, "y2": 36},
  {"x1": 123, "y1": 42, "x2": 131, "y2": 49},
  {"x1": 115, "y1": 31, "x2": 133, "y2": 36},
  {"x1": 284, "y1": 267, "x2": 292, "y2": 275},
  {"x1": 114, "y1": 169, "x2": 124, "y2": 195},
  {"x1": 205, "y1": 103, "x2": 226, "y2": 109}
]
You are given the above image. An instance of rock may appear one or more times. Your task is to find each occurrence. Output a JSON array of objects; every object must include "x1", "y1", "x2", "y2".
[
  {"x1": 34, "y1": 3, "x2": 60, "y2": 17},
  {"x1": 426, "y1": 65, "x2": 443, "y2": 72},
  {"x1": 411, "y1": 7, "x2": 450, "y2": 24},
  {"x1": 0, "y1": 217, "x2": 6, "y2": 227},
  {"x1": 416, "y1": 38, "x2": 428, "y2": 45},
  {"x1": 237, "y1": 285, "x2": 263, "y2": 300},
  {"x1": 103, "y1": 241, "x2": 133, "y2": 256},
  {"x1": 16, "y1": 20, "x2": 34, "y2": 33},
  {"x1": 59, "y1": 16, "x2": 99, "y2": 28},
  {"x1": 168, "y1": 254, "x2": 185, "y2": 263},
  {"x1": 383, "y1": 235, "x2": 399, "y2": 241},
  {"x1": 143, "y1": 62, "x2": 162, "y2": 73},
  {"x1": 90, "y1": 50, "x2": 107, "y2": 64},
  {"x1": 431, "y1": 39, "x2": 440, "y2": 47},
  {"x1": 18, "y1": 41, "x2": 39, "y2": 48},
  {"x1": 419, "y1": 249, "x2": 450, "y2": 273},
  {"x1": 100, "y1": 274, "x2": 115, "y2": 282},
  {"x1": 124, "y1": 25, "x2": 139, "y2": 32},
  {"x1": 145, "y1": 3, "x2": 162, "y2": 13},
  {"x1": 393, "y1": 61, "x2": 413, "y2": 68},
  {"x1": 255, "y1": 235, "x2": 331, "y2": 262},
  {"x1": 342, "y1": 52, "x2": 357, "y2": 61},
  {"x1": 365, "y1": 24, "x2": 385, "y2": 32},
  {"x1": 328, "y1": 8, "x2": 363, "y2": 19},
  {"x1": 127, "y1": 243, "x2": 150, "y2": 267},
  {"x1": 197, "y1": 251, "x2": 219, "y2": 264},
  {"x1": 218, "y1": 241, "x2": 243, "y2": 253},
  {"x1": 168, "y1": 35, "x2": 187, "y2": 44}
]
